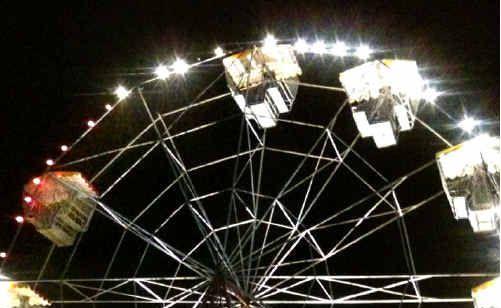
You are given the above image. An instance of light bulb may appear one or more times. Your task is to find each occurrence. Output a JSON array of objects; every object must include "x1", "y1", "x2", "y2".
[
  {"x1": 154, "y1": 64, "x2": 170, "y2": 79},
  {"x1": 263, "y1": 34, "x2": 277, "y2": 49},
  {"x1": 311, "y1": 40, "x2": 327, "y2": 54},
  {"x1": 214, "y1": 46, "x2": 224, "y2": 57},
  {"x1": 458, "y1": 116, "x2": 480, "y2": 133},
  {"x1": 423, "y1": 88, "x2": 439, "y2": 103},
  {"x1": 293, "y1": 38, "x2": 309, "y2": 53},
  {"x1": 171, "y1": 59, "x2": 190, "y2": 75},
  {"x1": 331, "y1": 41, "x2": 347, "y2": 57},
  {"x1": 114, "y1": 85, "x2": 130, "y2": 101},
  {"x1": 355, "y1": 45, "x2": 372, "y2": 60}
]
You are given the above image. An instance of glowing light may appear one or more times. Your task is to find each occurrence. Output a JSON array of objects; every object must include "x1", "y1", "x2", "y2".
[
  {"x1": 23, "y1": 196, "x2": 32, "y2": 203},
  {"x1": 154, "y1": 64, "x2": 170, "y2": 80},
  {"x1": 0, "y1": 281, "x2": 51, "y2": 307},
  {"x1": 472, "y1": 277, "x2": 501, "y2": 308},
  {"x1": 355, "y1": 45, "x2": 372, "y2": 60},
  {"x1": 331, "y1": 41, "x2": 347, "y2": 57},
  {"x1": 263, "y1": 34, "x2": 277, "y2": 49},
  {"x1": 293, "y1": 38, "x2": 309, "y2": 53},
  {"x1": 46, "y1": 159, "x2": 54, "y2": 166},
  {"x1": 15, "y1": 216, "x2": 24, "y2": 224},
  {"x1": 60, "y1": 145, "x2": 68, "y2": 152},
  {"x1": 114, "y1": 85, "x2": 130, "y2": 101},
  {"x1": 171, "y1": 59, "x2": 190, "y2": 75},
  {"x1": 311, "y1": 40, "x2": 327, "y2": 54},
  {"x1": 458, "y1": 116, "x2": 480, "y2": 133},
  {"x1": 0, "y1": 252, "x2": 6, "y2": 259},
  {"x1": 422, "y1": 87, "x2": 440, "y2": 103},
  {"x1": 87, "y1": 120, "x2": 96, "y2": 128},
  {"x1": 32, "y1": 177, "x2": 41, "y2": 185},
  {"x1": 105, "y1": 104, "x2": 112, "y2": 111},
  {"x1": 214, "y1": 46, "x2": 224, "y2": 57}
]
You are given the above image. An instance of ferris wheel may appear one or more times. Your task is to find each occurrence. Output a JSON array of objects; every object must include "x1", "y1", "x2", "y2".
[{"x1": 1, "y1": 34, "x2": 499, "y2": 307}]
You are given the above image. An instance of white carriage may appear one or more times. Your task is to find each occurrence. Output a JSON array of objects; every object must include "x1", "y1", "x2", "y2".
[
  {"x1": 223, "y1": 44, "x2": 302, "y2": 128},
  {"x1": 339, "y1": 59, "x2": 424, "y2": 148},
  {"x1": 436, "y1": 135, "x2": 500, "y2": 233}
]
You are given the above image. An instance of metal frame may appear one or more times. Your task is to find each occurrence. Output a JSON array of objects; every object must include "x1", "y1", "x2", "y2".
[{"x1": 3, "y1": 46, "x2": 498, "y2": 307}]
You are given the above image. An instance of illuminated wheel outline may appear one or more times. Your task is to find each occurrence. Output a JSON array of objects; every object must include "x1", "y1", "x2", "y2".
[{"x1": 1, "y1": 37, "x2": 497, "y2": 307}]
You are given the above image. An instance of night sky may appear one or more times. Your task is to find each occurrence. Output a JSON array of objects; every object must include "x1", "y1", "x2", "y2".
[{"x1": 1, "y1": 1, "x2": 500, "y2": 307}]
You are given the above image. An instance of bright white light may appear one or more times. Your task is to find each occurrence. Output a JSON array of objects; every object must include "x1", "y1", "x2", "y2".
[
  {"x1": 23, "y1": 196, "x2": 32, "y2": 203},
  {"x1": 32, "y1": 177, "x2": 41, "y2": 185},
  {"x1": 87, "y1": 120, "x2": 96, "y2": 128},
  {"x1": 60, "y1": 145, "x2": 68, "y2": 152},
  {"x1": 105, "y1": 104, "x2": 112, "y2": 111},
  {"x1": 311, "y1": 40, "x2": 327, "y2": 54},
  {"x1": 331, "y1": 41, "x2": 347, "y2": 57},
  {"x1": 171, "y1": 59, "x2": 190, "y2": 75},
  {"x1": 355, "y1": 45, "x2": 372, "y2": 60},
  {"x1": 154, "y1": 64, "x2": 170, "y2": 80},
  {"x1": 46, "y1": 159, "x2": 54, "y2": 166},
  {"x1": 472, "y1": 276, "x2": 501, "y2": 308},
  {"x1": 422, "y1": 87, "x2": 440, "y2": 103},
  {"x1": 263, "y1": 34, "x2": 277, "y2": 49},
  {"x1": 0, "y1": 252, "x2": 6, "y2": 259},
  {"x1": 458, "y1": 116, "x2": 480, "y2": 133},
  {"x1": 214, "y1": 46, "x2": 224, "y2": 57},
  {"x1": 114, "y1": 85, "x2": 130, "y2": 101},
  {"x1": 15, "y1": 216, "x2": 24, "y2": 224},
  {"x1": 293, "y1": 38, "x2": 309, "y2": 53}
]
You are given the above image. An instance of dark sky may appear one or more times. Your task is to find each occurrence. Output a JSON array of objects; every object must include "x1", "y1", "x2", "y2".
[{"x1": 1, "y1": 1, "x2": 499, "y2": 307}]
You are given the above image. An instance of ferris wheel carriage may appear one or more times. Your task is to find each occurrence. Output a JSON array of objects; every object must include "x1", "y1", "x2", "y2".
[
  {"x1": 472, "y1": 277, "x2": 501, "y2": 308},
  {"x1": 22, "y1": 171, "x2": 97, "y2": 247},
  {"x1": 436, "y1": 135, "x2": 500, "y2": 233},
  {"x1": 339, "y1": 59, "x2": 423, "y2": 148},
  {"x1": 0, "y1": 272, "x2": 50, "y2": 307},
  {"x1": 223, "y1": 44, "x2": 302, "y2": 129}
]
